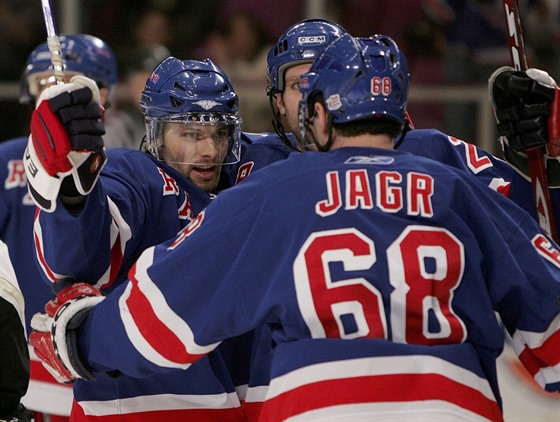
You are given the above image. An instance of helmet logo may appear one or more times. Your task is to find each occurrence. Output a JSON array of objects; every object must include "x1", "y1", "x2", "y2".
[
  {"x1": 298, "y1": 36, "x2": 326, "y2": 45},
  {"x1": 193, "y1": 100, "x2": 221, "y2": 110},
  {"x1": 326, "y1": 94, "x2": 342, "y2": 111},
  {"x1": 149, "y1": 72, "x2": 160, "y2": 83}
]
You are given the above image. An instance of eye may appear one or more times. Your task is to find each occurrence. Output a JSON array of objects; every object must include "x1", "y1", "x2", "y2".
[
  {"x1": 214, "y1": 129, "x2": 230, "y2": 141},
  {"x1": 288, "y1": 81, "x2": 300, "y2": 92},
  {"x1": 183, "y1": 130, "x2": 198, "y2": 140}
]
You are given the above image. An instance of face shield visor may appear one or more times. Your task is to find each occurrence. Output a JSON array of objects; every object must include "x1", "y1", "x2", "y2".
[{"x1": 145, "y1": 112, "x2": 242, "y2": 167}]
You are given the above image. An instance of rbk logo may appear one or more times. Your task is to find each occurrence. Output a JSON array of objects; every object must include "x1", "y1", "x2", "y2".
[{"x1": 345, "y1": 156, "x2": 395, "y2": 165}]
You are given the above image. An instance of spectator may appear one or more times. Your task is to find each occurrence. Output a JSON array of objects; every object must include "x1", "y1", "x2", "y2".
[{"x1": 402, "y1": 7, "x2": 447, "y2": 129}]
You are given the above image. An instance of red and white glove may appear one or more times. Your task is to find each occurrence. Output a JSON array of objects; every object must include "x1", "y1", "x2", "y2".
[
  {"x1": 24, "y1": 75, "x2": 107, "y2": 212},
  {"x1": 29, "y1": 282, "x2": 105, "y2": 384}
]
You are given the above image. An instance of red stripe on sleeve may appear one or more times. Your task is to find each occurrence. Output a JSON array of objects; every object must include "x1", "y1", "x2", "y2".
[
  {"x1": 518, "y1": 330, "x2": 560, "y2": 377},
  {"x1": 126, "y1": 268, "x2": 206, "y2": 365}
]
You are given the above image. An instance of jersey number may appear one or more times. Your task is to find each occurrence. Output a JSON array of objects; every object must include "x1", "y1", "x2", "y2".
[{"x1": 293, "y1": 227, "x2": 467, "y2": 345}]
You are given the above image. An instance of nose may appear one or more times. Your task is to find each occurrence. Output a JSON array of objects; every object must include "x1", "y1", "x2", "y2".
[{"x1": 197, "y1": 135, "x2": 218, "y2": 158}]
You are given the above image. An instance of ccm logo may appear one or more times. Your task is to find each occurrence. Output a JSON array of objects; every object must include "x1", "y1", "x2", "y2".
[{"x1": 298, "y1": 35, "x2": 326, "y2": 44}]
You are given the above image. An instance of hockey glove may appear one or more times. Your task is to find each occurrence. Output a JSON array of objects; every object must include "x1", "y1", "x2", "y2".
[
  {"x1": 489, "y1": 66, "x2": 560, "y2": 187},
  {"x1": 29, "y1": 282, "x2": 105, "y2": 384},
  {"x1": 24, "y1": 75, "x2": 107, "y2": 212}
]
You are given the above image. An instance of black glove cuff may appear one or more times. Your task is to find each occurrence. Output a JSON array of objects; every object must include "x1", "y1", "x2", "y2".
[
  {"x1": 502, "y1": 145, "x2": 560, "y2": 188},
  {"x1": 66, "y1": 307, "x2": 96, "y2": 381}
]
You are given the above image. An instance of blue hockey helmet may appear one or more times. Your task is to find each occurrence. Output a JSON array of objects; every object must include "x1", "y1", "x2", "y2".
[
  {"x1": 267, "y1": 18, "x2": 347, "y2": 94},
  {"x1": 299, "y1": 33, "x2": 409, "y2": 138},
  {"x1": 141, "y1": 57, "x2": 242, "y2": 167},
  {"x1": 20, "y1": 34, "x2": 118, "y2": 105}
]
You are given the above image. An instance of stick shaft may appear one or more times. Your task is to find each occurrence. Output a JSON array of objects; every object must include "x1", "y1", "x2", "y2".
[{"x1": 40, "y1": 0, "x2": 65, "y2": 84}]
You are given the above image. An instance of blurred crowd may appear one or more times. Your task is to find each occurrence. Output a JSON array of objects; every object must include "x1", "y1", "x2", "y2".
[{"x1": 1, "y1": 0, "x2": 560, "y2": 144}]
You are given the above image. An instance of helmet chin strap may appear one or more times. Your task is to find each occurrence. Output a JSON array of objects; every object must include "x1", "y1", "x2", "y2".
[
  {"x1": 393, "y1": 117, "x2": 412, "y2": 150},
  {"x1": 268, "y1": 91, "x2": 298, "y2": 150}
]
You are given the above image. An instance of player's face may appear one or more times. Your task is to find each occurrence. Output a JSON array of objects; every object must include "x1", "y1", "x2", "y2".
[
  {"x1": 277, "y1": 63, "x2": 312, "y2": 134},
  {"x1": 161, "y1": 122, "x2": 230, "y2": 192}
]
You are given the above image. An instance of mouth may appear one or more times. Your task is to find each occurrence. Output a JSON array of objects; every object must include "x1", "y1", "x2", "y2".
[{"x1": 192, "y1": 165, "x2": 217, "y2": 179}]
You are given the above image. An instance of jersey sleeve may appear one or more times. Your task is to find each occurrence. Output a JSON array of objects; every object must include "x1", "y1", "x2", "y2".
[
  {"x1": 80, "y1": 184, "x2": 272, "y2": 378},
  {"x1": 33, "y1": 151, "x2": 171, "y2": 290},
  {"x1": 455, "y1": 178, "x2": 560, "y2": 392}
]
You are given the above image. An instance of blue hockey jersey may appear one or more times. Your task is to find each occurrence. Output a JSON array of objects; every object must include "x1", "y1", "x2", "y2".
[
  {"x1": 33, "y1": 147, "x2": 244, "y2": 420},
  {"x1": 233, "y1": 128, "x2": 560, "y2": 418},
  {"x1": 76, "y1": 147, "x2": 560, "y2": 421},
  {"x1": 235, "y1": 133, "x2": 296, "y2": 184}
]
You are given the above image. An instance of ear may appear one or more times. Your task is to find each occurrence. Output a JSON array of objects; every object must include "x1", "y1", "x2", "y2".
[
  {"x1": 276, "y1": 93, "x2": 286, "y2": 115},
  {"x1": 314, "y1": 102, "x2": 329, "y2": 138}
]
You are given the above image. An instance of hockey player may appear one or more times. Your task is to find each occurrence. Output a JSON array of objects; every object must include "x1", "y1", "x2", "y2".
[
  {"x1": 28, "y1": 33, "x2": 560, "y2": 421},
  {"x1": 0, "y1": 241, "x2": 34, "y2": 422},
  {"x1": 23, "y1": 57, "x2": 250, "y2": 420},
  {"x1": 236, "y1": 17, "x2": 559, "y2": 418},
  {"x1": 0, "y1": 34, "x2": 117, "y2": 420}
]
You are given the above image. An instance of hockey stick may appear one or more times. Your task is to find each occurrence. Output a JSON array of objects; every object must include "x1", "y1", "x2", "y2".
[
  {"x1": 502, "y1": 0, "x2": 558, "y2": 242},
  {"x1": 40, "y1": 0, "x2": 65, "y2": 84}
]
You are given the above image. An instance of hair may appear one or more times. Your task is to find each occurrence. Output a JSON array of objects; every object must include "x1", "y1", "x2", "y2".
[
  {"x1": 333, "y1": 117, "x2": 403, "y2": 139},
  {"x1": 308, "y1": 92, "x2": 403, "y2": 139}
]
